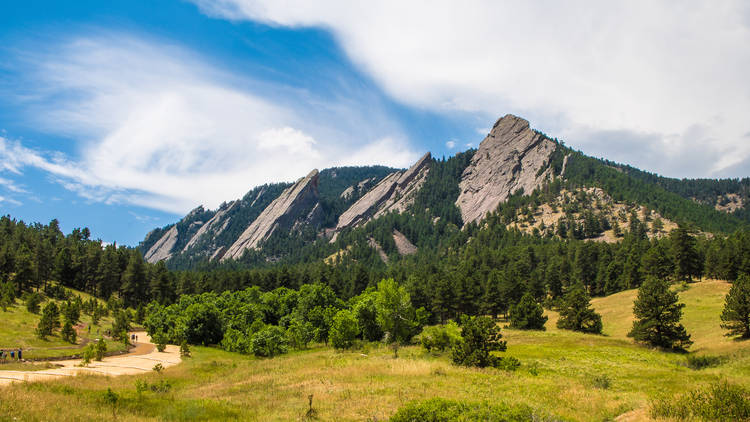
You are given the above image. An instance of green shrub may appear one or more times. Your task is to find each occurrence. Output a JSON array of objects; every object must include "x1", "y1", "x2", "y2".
[
  {"x1": 420, "y1": 321, "x2": 461, "y2": 353},
  {"x1": 591, "y1": 374, "x2": 611, "y2": 390},
  {"x1": 390, "y1": 398, "x2": 538, "y2": 422},
  {"x1": 152, "y1": 331, "x2": 167, "y2": 352},
  {"x1": 286, "y1": 318, "x2": 314, "y2": 350},
  {"x1": 251, "y1": 325, "x2": 288, "y2": 357},
  {"x1": 180, "y1": 340, "x2": 191, "y2": 357},
  {"x1": 329, "y1": 309, "x2": 359, "y2": 350},
  {"x1": 94, "y1": 338, "x2": 107, "y2": 361},
  {"x1": 685, "y1": 354, "x2": 725, "y2": 370},
  {"x1": 650, "y1": 381, "x2": 750, "y2": 421}
]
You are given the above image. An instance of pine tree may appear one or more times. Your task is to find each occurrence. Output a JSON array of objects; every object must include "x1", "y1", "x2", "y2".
[
  {"x1": 480, "y1": 270, "x2": 504, "y2": 319},
  {"x1": 451, "y1": 315, "x2": 507, "y2": 368},
  {"x1": 61, "y1": 320, "x2": 77, "y2": 344},
  {"x1": 628, "y1": 277, "x2": 692, "y2": 350},
  {"x1": 509, "y1": 293, "x2": 547, "y2": 330},
  {"x1": 36, "y1": 301, "x2": 61, "y2": 339},
  {"x1": 670, "y1": 226, "x2": 702, "y2": 282},
  {"x1": 720, "y1": 274, "x2": 750, "y2": 339},
  {"x1": 557, "y1": 285, "x2": 602, "y2": 334}
]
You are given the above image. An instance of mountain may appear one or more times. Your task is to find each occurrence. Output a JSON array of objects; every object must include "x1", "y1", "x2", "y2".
[{"x1": 140, "y1": 114, "x2": 750, "y2": 269}]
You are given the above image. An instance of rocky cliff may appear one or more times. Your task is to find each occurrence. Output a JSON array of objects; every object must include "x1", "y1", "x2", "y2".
[
  {"x1": 335, "y1": 152, "x2": 431, "y2": 231},
  {"x1": 456, "y1": 114, "x2": 556, "y2": 225},
  {"x1": 221, "y1": 169, "x2": 321, "y2": 261},
  {"x1": 144, "y1": 225, "x2": 178, "y2": 263}
]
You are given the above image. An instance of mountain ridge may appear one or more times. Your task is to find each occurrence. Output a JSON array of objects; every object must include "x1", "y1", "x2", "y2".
[{"x1": 140, "y1": 114, "x2": 750, "y2": 269}]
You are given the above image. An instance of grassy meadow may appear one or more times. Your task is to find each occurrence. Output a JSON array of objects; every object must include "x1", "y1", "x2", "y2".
[
  {"x1": 0, "y1": 291, "x2": 126, "y2": 360},
  {"x1": 1, "y1": 279, "x2": 748, "y2": 421}
]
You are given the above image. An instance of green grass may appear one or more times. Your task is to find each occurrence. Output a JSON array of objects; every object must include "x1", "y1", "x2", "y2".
[
  {"x1": 0, "y1": 290, "x2": 126, "y2": 360},
  {"x1": 1, "y1": 280, "x2": 748, "y2": 421}
]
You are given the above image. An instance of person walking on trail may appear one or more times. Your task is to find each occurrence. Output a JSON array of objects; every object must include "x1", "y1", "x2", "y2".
[{"x1": 17, "y1": 349, "x2": 21, "y2": 360}]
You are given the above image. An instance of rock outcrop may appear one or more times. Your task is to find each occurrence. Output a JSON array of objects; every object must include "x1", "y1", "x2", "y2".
[
  {"x1": 456, "y1": 115, "x2": 556, "y2": 225},
  {"x1": 392, "y1": 230, "x2": 417, "y2": 255},
  {"x1": 221, "y1": 170, "x2": 320, "y2": 261},
  {"x1": 335, "y1": 153, "x2": 431, "y2": 231},
  {"x1": 183, "y1": 201, "x2": 238, "y2": 252},
  {"x1": 144, "y1": 226, "x2": 178, "y2": 263}
]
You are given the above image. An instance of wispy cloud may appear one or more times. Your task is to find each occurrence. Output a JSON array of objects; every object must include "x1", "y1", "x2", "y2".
[
  {"x1": 445, "y1": 140, "x2": 455, "y2": 149},
  {"x1": 193, "y1": 0, "x2": 750, "y2": 178},
  {"x1": 3, "y1": 33, "x2": 420, "y2": 213}
]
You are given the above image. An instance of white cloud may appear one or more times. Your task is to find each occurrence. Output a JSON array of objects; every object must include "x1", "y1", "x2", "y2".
[
  {"x1": 445, "y1": 140, "x2": 455, "y2": 149},
  {"x1": 0, "y1": 196, "x2": 22, "y2": 206},
  {"x1": 5, "y1": 33, "x2": 420, "y2": 213},
  {"x1": 0, "y1": 176, "x2": 27, "y2": 194},
  {"x1": 337, "y1": 137, "x2": 419, "y2": 169},
  {"x1": 192, "y1": 0, "x2": 750, "y2": 178}
]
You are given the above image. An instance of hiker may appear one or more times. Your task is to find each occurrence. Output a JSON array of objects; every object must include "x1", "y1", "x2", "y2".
[
  {"x1": 9, "y1": 350, "x2": 14, "y2": 359},
  {"x1": 17, "y1": 349, "x2": 21, "y2": 360},
  {"x1": 131, "y1": 334, "x2": 135, "y2": 341}
]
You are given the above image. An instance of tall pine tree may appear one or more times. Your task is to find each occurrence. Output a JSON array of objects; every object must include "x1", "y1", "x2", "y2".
[{"x1": 628, "y1": 277, "x2": 692, "y2": 350}]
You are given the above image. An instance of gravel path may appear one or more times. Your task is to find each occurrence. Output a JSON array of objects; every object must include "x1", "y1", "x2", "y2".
[{"x1": 0, "y1": 331, "x2": 181, "y2": 386}]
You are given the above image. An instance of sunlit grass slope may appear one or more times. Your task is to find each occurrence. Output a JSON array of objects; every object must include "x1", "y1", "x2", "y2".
[
  {"x1": 1, "y1": 280, "x2": 748, "y2": 421},
  {"x1": 0, "y1": 288, "x2": 125, "y2": 360}
]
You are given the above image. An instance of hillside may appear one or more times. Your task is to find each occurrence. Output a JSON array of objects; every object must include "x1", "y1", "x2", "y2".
[
  {"x1": 2, "y1": 279, "x2": 747, "y2": 421},
  {"x1": 140, "y1": 114, "x2": 749, "y2": 271},
  {"x1": 0, "y1": 288, "x2": 126, "y2": 360}
]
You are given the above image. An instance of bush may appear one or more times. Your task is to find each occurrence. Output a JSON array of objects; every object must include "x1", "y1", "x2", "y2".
[
  {"x1": 591, "y1": 374, "x2": 611, "y2": 390},
  {"x1": 94, "y1": 338, "x2": 107, "y2": 361},
  {"x1": 251, "y1": 325, "x2": 288, "y2": 357},
  {"x1": 650, "y1": 381, "x2": 750, "y2": 421},
  {"x1": 685, "y1": 354, "x2": 725, "y2": 370},
  {"x1": 286, "y1": 318, "x2": 314, "y2": 350},
  {"x1": 509, "y1": 293, "x2": 547, "y2": 330},
  {"x1": 329, "y1": 309, "x2": 359, "y2": 350},
  {"x1": 180, "y1": 340, "x2": 191, "y2": 357},
  {"x1": 419, "y1": 321, "x2": 461, "y2": 353},
  {"x1": 152, "y1": 332, "x2": 168, "y2": 352},
  {"x1": 390, "y1": 398, "x2": 538, "y2": 422}
]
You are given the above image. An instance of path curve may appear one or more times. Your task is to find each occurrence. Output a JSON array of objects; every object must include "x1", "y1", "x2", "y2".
[{"x1": 0, "y1": 331, "x2": 181, "y2": 386}]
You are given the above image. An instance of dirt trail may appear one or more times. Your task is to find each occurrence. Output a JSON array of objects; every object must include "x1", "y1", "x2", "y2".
[{"x1": 0, "y1": 331, "x2": 181, "y2": 386}]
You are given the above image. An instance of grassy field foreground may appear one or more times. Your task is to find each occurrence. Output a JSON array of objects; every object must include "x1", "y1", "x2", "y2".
[{"x1": 1, "y1": 280, "x2": 748, "y2": 421}]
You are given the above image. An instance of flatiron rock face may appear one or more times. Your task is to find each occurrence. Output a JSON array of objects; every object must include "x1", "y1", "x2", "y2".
[
  {"x1": 222, "y1": 169, "x2": 320, "y2": 261},
  {"x1": 144, "y1": 225, "x2": 178, "y2": 263},
  {"x1": 335, "y1": 152, "x2": 431, "y2": 231},
  {"x1": 456, "y1": 114, "x2": 556, "y2": 225},
  {"x1": 182, "y1": 201, "x2": 238, "y2": 252}
]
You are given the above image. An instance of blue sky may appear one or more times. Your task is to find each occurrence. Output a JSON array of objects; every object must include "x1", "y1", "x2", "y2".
[{"x1": 1, "y1": 1, "x2": 750, "y2": 245}]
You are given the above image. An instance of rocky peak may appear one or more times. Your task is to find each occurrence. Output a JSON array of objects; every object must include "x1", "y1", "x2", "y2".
[
  {"x1": 456, "y1": 114, "x2": 556, "y2": 224},
  {"x1": 144, "y1": 225, "x2": 178, "y2": 263},
  {"x1": 221, "y1": 169, "x2": 320, "y2": 261},
  {"x1": 335, "y1": 152, "x2": 431, "y2": 231}
]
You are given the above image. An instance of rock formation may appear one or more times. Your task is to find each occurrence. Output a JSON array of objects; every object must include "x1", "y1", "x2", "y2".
[
  {"x1": 456, "y1": 114, "x2": 556, "y2": 225},
  {"x1": 183, "y1": 201, "x2": 237, "y2": 252},
  {"x1": 144, "y1": 225, "x2": 178, "y2": 263},
  {"x1": 335, "y1": 153, "x2": 431, "y2": 231},
  {"x1": 222, "y1": 169, "x2": 320, "y2": 261},
  {"x1": 392, "y1": 230, "x2": 417, "y2": 255}
]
